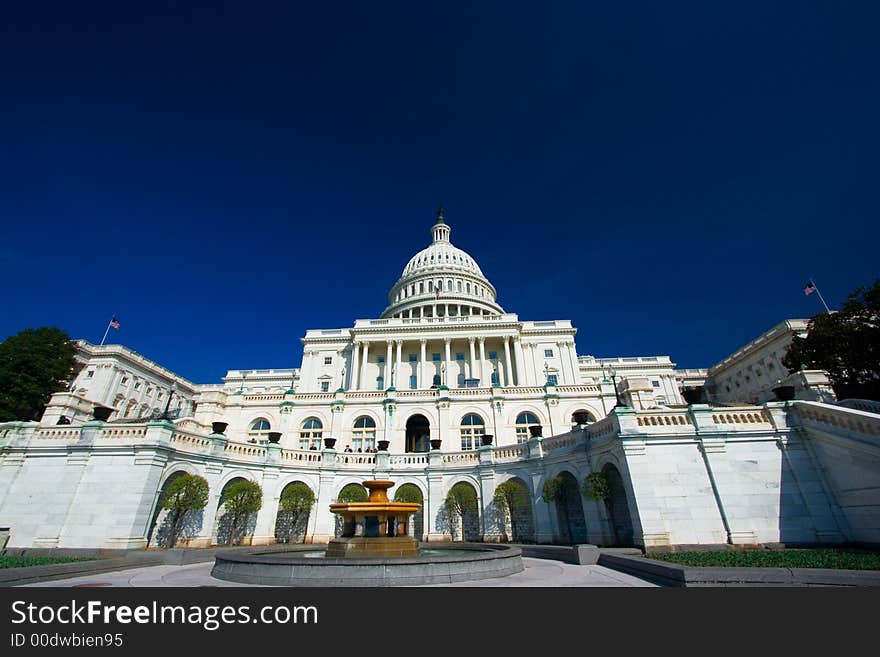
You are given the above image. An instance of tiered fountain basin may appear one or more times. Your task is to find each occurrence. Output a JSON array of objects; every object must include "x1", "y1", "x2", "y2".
[
  {"x1": 210, "y1": 543, "x2": 523, "y2": 587},
  {"x1": 211, "y1": 480, "x2": 524, "y2": 586},
  {"x1": 327, "y1": 480, "x2": 421, "y2": 558}
]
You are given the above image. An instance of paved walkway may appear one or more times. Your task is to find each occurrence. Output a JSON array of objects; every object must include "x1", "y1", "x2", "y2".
[{"x1": 21, "y1": 557, "x2": 656, "y2": 587}]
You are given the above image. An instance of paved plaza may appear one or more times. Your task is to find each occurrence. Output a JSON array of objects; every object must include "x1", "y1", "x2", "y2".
[{"x1": 20, "y1": 557, "x2": 656, "y2": 588}]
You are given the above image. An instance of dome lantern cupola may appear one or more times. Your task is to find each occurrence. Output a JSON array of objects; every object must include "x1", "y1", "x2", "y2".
[
  {"x1": 380, "y1": 208, "x2": 505, "y2": 319},
  {"x1": 431, "y1": 207, "x2": 451, "y2": 243}
]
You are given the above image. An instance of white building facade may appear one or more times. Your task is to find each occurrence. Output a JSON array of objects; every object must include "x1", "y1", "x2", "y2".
[{"x1": 1, "y1": 210, "x2": 877, "y2": 552}]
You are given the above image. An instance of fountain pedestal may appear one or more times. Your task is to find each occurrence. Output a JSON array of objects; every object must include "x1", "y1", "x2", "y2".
[{"x1": 326, "y1": 480, "x2": 421, "y2": 558}]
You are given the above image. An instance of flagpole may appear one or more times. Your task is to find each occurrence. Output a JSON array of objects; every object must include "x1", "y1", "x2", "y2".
[
  {"x1": 99, "y1": 316, "x2": 114, "y2": 346},
  {"x1": 810, "y1": 279, "x2": 832, "y2": 314}
]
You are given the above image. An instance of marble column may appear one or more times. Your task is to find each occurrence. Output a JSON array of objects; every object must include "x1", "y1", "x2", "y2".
[
  {"x1": 395, "y1": 340, "x2": 403, "y2": 388},
  {"x1": 513, "y1": 337, "x2": 526, "y2": 387},
  {"x1": 468, "y1": 337, "x2": 477, "y2": 382},
  {"x1": 385, "y1": 341, "x2": 393, "y2": 389},
  {"x1": 349, "y1": 341, "x2": 360, "y2": 391},
  {"x1": 503, "y1": 337, "x2": 513, "y2": 387},
  {"x1": 360, "y1": 341, "x2": 370, "y2": 390},
  {"x1": 444, "y1": 338, "x2": 452, "y2": 387},
  {"x1": 478, "y1": 337, "x2": 487, "y2": 386},
  {"x1": 419, "y1": 339, "x2": 427, "y2": 389}
]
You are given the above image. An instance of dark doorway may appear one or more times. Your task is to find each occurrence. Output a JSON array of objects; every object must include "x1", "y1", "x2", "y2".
[
  {"x1": 602, "y1": 464, "x2": 634, "y2": 546},
  {"x1": 406, "y1": 414, "x2": 431, "y2": 453}
]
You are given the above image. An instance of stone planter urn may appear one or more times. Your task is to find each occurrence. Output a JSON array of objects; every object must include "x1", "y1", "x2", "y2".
[
  {"x1": 324, "y1": 437, "x2": 337, "y2": 449},
  {"x1": 377, "y1": 440, "x2": 390, "y2": 451},
  {"x1": 681, "y1": 388, "x2": 703, "y2": 405},
  {"x1": 430, "y1": 439, "x2": 442, "y2": 450},
  {"x1": 92, "y1": 406, "x2": 113, "y2": 422},
  {"x1": 772, "y1": 385, "x2": 796, "y2": 402},
  {"x1": 528, "y1": 425, "x2": 543, "y2": 438},
  {"x1": 481, "y1": 434, "x2": 494, "y2": 446},
  {"x1": 572, "y1": 411, "x2": 591, "y2": 425},
  {"x1": 267, "y1": 432, "x2": 282, "y2": 444},
  {"x1": 211, "y1": 421, "x2": 228, "y2": 435}
]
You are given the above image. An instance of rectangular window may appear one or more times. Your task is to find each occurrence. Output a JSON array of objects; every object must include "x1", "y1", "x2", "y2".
[
  {"x1": 377, "y1": 376, "x2": 384, "y2": 390},
  {"x1": 410, "y1": 374, "x2": 417, "y2": 389},
  {"x1": 544, "y1": 349, "x2": 554, "y2": 358},
  {"x1": 491, "y1": 371, "x2": 499, "y2": 386},
  {"x1": 547, "y1": 374, "x2": 558, "y2": 385},
  {"x1": 455, "y1": 353, "x2": 464, "y2": 361},
  {"x1": 488, "y1": 351, "x2": 497, "y2": 360},
  {"x1": 652, "y1": 380, "x2": 660, "y2": 387},
  {"x1": 408, "y1": 354, "x2": 417, "y2": 362},
  {"x1": 377, "y1": 356, "x2": 385, "y2": 364},
  {"x1": 432, "y1": 353, "x2": 441, "y2": 361},
  {"x1": 320, "y1": 381, "x2": 330, "y2": 392},
  {"x1": 324, "y1": 356, "x2": 332, "y2": 365}
]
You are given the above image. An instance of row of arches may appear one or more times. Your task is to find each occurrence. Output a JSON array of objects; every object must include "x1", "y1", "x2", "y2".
[
  {"x1": 394, "y1": 277, "x2": 491, "y2": 303},
  {"x1": 242, "y1": 410, "x2": 598, "y2": 451},
  {"x1": 147, "y1": 464, "x2": 633, "y2": 548}
]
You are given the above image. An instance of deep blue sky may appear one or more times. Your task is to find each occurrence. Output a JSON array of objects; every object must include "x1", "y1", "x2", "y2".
[{"x1": 1, "y1": 2, "x2": 878, "y2": 383}]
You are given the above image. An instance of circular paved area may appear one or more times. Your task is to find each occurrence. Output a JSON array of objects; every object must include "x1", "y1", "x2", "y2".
[{"x1": 21, "y1": 557, "x2": 656, "y2": 587}]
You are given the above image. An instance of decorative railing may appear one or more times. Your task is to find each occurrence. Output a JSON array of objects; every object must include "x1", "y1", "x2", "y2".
[
  {"x1": 281, "y1": 449, "x2": 323, "y2": 464},
  {"x1": 834, "y1": 399, "x2": 880, "y2": 415},
  {"x1": 542, "y1": 434, "x2": 579, "y2": 451},
  {"x1": 637, "y1": 414, "x2": 693, "y2": 427},
  {"x1": 442, "y1": 452, "x2": 480, "y2": 465},
  {"x1": 588, "y1": 416, "x2": 617, "y2": 440},
  {"x1": 244, "y1": 394, "x2": 285, "y2": 401},
  {"x1": 710, "y1": 410, "x2": 771, "y2": 426},
  {"x1": 493, "y1": 444, "x2": 528, "y2": 460},
  {"x1": 98, "y1": 426, "x2": 148, "y2": 440},
  {"x1": 223, "y1": 442, "x2": 266, "y2": 459},
  {"x1": 33, "y1": 428, "x2": 82, "y2": 441},
  {"x1": 389, "y1": 454, "x2": 430, "y2": 466},
  {"x1": 170, "y1": 431, "x2": 213, "y2": 451},
  {"x1": 794, "y1": 403, "x2": 880, "y2": 437},
  {"x1": 336, "y1": 454, "x2": 376, "y2": 467}
]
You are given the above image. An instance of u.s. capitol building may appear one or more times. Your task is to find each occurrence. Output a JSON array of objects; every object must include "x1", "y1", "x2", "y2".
[{"x1": 1, "y1": 210, "x2": 877, "y2": 552}]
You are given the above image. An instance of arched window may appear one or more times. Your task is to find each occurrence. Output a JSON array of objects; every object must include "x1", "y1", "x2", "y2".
[
  {"x1": 299, "y1": 417, "x2": 323, "y2": 450},
  {"x1": 459, "y1": 413, "x2": 485, "y2": 451},
  {"x1": 248, "y1": 418, "x2": 271, "y2": 442},
  {"x1": 352, "y1": 416, "x2": 376, "y2": 452},
  {"x1": 515, "y1": 412, "x2": 541, "y2": 443},
  {"x1": 457, "y1": 280, "x2": 462, "y2": 292}
]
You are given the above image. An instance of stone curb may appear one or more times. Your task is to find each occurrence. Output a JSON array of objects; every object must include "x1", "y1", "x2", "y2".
[{"x1": 597, "y1": 553, "x2": 880, "y2": 587}]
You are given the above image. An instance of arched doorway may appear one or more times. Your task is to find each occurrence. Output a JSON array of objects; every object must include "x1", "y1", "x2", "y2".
[
  {"x1": 552, "y1": 471, "x2": 588, "y2": 544},
  {"x1": 602, "y1": 464, "x2": 634, "y2": 546},
  {"x1": 214, "y1": 477, "x2": 254, "y2": 545},
  {"x1": 494, "y1": 477, "x2": 535, "y2": 543},
  {"x1": 445, "y1": 481, "x2": 480, "y2": 541},
  {"x1": 406, "y1": 414, "x2": 431, "y2": 453},
  {"x1": 147, "y1": 470, "x2": 191, "y2": 548},
  {"x1": 393, "y1": 483, "x2": 424, "y2": 540},
  {"x1": 274, "y1": 481, "x2": 315, "y2": 544}
]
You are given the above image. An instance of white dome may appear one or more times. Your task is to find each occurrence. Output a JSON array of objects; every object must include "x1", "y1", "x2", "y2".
[
  {"x1": 401, "y1": 242, "x2": 486, "y2": 279},
  {"x1": 380, "y1": 209, "x2": 504, "y2": 319}
]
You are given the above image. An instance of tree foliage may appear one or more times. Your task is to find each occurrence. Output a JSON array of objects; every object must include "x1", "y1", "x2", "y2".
[
  {"x1": 160, "y1": 474, "x2": 209, "y2": 548},
  {"x1": 782, "y1": 280, "x2": 880, "y2": 401},
  {"x1": 0, "y1": 327, "x2": 78, "y2": 422},
  {"x1": 443, "y1": 484, "x2": 478, "y2": 540},
  {"x1": 494, "y1": 480, "x2": 530, "y2": 512},
  {"x1": 220, "y1": 479, "x2": 263, "y2": 545},
  {"x1": 583, "y1": 473, "x2": 611, "y2": 501},
  {"x1": 393, "y1": 484, "x2": 423, "y2": 504},
  {"x1": 279, "y1": 482, "x2": 315, "y2": 543},
  {"x1": 337, "y1": 484, "x2": 368, "y2": 503}
]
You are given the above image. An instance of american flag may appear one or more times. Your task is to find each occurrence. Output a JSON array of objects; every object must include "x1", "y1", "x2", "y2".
[
  {"x1": 803, "y1": 282, "x2": 816, "y2": 296},
  {"x1": 435, "y1": 289, "x2": 440, "y2": 299},
  {"x1": 110, "y1": 316, "x2": 120, "y2": 329}
]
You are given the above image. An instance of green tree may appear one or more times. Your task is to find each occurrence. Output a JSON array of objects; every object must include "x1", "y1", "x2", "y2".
[
  {"x1": 542, "y1": 475, "x2": 581, "y2": 543},
  {"x1": 279, "y1": 483, "x2": 315, "y2": 543},
  {"x1": 583, "y1": 473, "x2": 611, "y2": 501},
  {"x1": 220, "y1": 480, "x2": 263, "y2": 545},
  {"x1": 337, "y1": 484, "x2": 368, "y2": 503},
  {"x1": 393, "y1": 485, "x2": 423, "y2": 504},
  {"x1": 443, "y1": 484, "x2": 478, "y2": 541},
  {"x1": 160, "y1": 474, "x2": 209, "y2": 548},
  {"x1": 494, "y1": 480, "x2": 530, "y2": 541},
  {"x1": 783, "y1": 280, "x2": 880, "y2": 401},
  {"x1": 0, "y1": 327, "x2": 78, "y2": 422}
]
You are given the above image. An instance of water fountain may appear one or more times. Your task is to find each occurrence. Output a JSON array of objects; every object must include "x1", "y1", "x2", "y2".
[{"x1": 211, "y1": 479, "x2": 523, "y2": 586}]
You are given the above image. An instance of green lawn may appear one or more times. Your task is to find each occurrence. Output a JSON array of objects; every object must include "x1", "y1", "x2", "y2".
[
  {"x1": 0, "y1": 556, "x2": 96, "y2": 569},
  {"x1": 647, "y1": 549, "x2": 880, "y2": 570}
]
